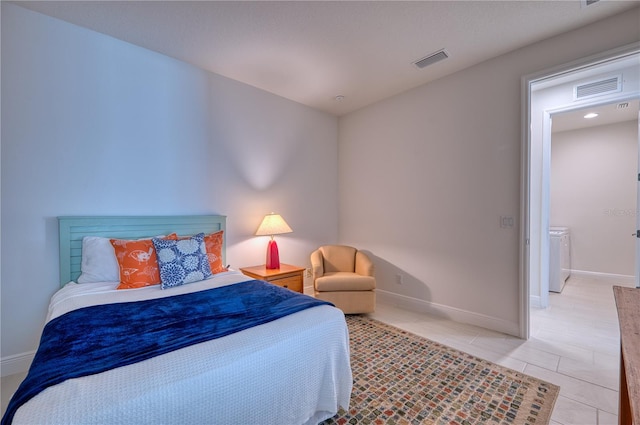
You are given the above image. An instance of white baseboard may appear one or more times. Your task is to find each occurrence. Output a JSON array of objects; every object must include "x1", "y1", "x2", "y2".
[
  {"x1": 376, "y1": 289, "x2": 520, "y2": 337},
  {"x1": 1, "y1": 351, "x2": 34, "y2": 377},
  {"x1": 529, "y1": 295, "x2": 542, "y2": 309},
  {"x1": 570, "y1": 269, "x2": 635, "y2": 284}
]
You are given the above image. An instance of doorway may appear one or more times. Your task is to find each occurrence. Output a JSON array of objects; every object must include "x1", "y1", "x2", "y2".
[
  {"x1": 520, "y1": 44, "x2": 640, "y2": 339},
  {"x1": 549, "y1": 100, "x2": 639, "y2": 283}
]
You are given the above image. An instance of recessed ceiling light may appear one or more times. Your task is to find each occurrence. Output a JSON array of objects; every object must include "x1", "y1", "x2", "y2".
[
  {"x1": 335, "y1": 95, "x2": 345, "y2": 102},
  {"x1": 584, "y1": 113, "x2": 599, "y2": 119}
]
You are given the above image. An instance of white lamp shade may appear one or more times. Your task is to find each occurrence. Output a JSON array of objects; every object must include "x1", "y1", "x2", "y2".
[{"x1": 255, "y1": 213, "x2": 293, "y2": 237}]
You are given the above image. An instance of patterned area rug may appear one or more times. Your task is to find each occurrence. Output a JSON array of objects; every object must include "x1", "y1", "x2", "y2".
[{"x1": 322, "y1": 316, "x2": 559, "y2": 425}]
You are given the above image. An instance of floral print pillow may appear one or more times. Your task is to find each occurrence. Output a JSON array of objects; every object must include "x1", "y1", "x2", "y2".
[{"x1": 153, "y1": 233, "x2": 212, "y2": 289}]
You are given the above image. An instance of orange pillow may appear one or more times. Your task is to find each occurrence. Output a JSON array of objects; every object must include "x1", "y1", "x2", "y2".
[
  {"x1": 111, "y1": 234, "x2": 177, "y2": 290},
  {"x1": 178, "y1": 231, "x2": 226, "y2": 274},
  {"x1": 204, "y1": 231, "x2": 226, "y2": 274}
]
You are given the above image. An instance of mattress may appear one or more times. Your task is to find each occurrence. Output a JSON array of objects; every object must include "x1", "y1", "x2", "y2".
[{"x1": 9, "y1": 271, "x2": 352, "y2": 425}]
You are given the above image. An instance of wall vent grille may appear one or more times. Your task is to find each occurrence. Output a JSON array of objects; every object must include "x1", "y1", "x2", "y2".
[
  {"x1": 581, "y1": 0, "x2": 601, "y2": 8},
  {"x1": 413, "y1": 49, "x2": 449, "y2": 69},
  {"x1": 573, "y1": 75, "x2": 622, "y2": 100}
]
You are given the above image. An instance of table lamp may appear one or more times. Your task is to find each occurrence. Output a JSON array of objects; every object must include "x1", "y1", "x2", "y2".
[{"x1": 255, "y1": 213, "x2": 293, "y2": 269}]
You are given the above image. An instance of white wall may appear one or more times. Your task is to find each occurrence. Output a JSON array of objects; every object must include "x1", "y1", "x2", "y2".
[
  {"x1": 0, "y1": 3, "x2": 338, "y2": 372},
  {"x1": 338, "y1": 8, "x2": 640, "y2": 336},
  {"x1": 551, "y1": 121, "x2": 638, "y2": 276}
]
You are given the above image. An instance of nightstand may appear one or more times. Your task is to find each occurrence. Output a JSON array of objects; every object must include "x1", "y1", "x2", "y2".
[{"x1": 240, "y1": 263, "x2": 305, "y2": 293}]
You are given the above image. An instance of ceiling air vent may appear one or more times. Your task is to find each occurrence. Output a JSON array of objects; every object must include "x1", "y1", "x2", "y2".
[
  {"x1": 413, "y1": 49, "x2": 449, "y2": 69},
  {"x1": 580, "y1": 0, "x2": 601, "y2": 8},
  {"x1": 573, "y1": 75, "x2": 622, "y2": 101}
]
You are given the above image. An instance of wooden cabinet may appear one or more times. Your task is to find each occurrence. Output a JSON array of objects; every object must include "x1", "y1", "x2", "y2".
[
  {"x1": 613, "y1": 286, "x2": 640, "y2": 425},
  {"x1": 240, "y1": 263, "x2": 305, "y2": 293}
]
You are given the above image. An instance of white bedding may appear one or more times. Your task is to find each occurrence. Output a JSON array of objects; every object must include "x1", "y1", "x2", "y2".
[{"x1": 12, "y1": 271, "x2": 352, "y2": 425}]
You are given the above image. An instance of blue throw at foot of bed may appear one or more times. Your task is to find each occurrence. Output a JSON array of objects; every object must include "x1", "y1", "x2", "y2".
[{"x1": 2, "y1": 280, "x2": 332, "y2": 425}]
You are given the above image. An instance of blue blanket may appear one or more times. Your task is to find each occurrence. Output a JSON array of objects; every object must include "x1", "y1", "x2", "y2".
[{"x1": 2, "y1": 280, "x2": 331, "y2": 425}]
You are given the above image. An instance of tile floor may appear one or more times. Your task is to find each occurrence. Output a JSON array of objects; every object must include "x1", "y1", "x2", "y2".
[
  {"x1": 1, "y1": 274, "x2": 633, "y2": 423},
  {"x1": 368, "y1": 274, "x2": 634, "y2": 425}
]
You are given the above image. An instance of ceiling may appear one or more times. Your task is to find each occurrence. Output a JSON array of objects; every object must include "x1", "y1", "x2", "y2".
[
  {"x1": 11, "y1": 0, "x2": 640, "y2": 116},
  {"x1": 552, "y1": 99, "x2": 639, "y2": 133}
]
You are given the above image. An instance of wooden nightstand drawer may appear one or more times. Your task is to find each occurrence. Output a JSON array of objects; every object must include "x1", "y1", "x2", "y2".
[
  {"x1": 270, "y1": 275, "x2": 303, "y2": 292},
  {"x1": 239, "y1": 263, "x2": 305, "y2": 293}
]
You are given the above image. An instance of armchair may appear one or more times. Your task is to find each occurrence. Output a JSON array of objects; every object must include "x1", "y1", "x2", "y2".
[{"x1": 310, "y1": 245, "x2": 376, "y2": 314}]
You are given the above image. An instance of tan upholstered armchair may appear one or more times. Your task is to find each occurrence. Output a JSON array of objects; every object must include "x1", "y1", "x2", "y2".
[{"x1": 311, "y1": 245, "x2": 376, "y2": 314}]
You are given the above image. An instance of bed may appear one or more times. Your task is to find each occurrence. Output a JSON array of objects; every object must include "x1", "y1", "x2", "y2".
[{"x1": 2, "y1": 215, "x2": 352, "y2": 425}]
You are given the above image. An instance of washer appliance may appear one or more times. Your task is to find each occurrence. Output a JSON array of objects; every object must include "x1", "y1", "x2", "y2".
[{"x1": 549, "y1": 226, "x2": 571, "y2": 293}]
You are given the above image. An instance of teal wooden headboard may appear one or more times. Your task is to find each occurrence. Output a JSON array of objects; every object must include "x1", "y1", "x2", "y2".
[{"x1": 58, "y1": 215, "x2": 226, "y2": 286}]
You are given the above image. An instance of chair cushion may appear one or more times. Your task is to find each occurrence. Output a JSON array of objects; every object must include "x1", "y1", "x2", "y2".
[
  {"x1": 315, "y1": 272, "x2": 376, "y2": 292},
  {"x1": 320, "y1": 245, "x2": 357, "y2": 273}
]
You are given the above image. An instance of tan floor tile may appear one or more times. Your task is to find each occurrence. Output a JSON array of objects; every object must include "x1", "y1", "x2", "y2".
[
  {"x1": 557, "y1": 353, "x2": 619, "y2": 391},
  {"x1": 524, "y1": 363, "x2": 618, "y2": 414},
  {"x1": 550, "y1": 395, "x2": 598, "y2": 425}
]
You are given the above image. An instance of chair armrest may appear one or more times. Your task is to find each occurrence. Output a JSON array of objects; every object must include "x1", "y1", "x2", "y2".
[
  {"x1": 310, "y1": 249, "x2": 324, "y2": 280},
  {"x1": 355, "y1": 251, "x2": 374, "y2": 277}
]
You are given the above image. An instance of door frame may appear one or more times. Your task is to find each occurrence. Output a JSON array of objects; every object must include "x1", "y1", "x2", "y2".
[
  {"x1": 520, "y1": 42, "x2": 640, "y2": 339},
  {"x1": 637, "y1": 109, "x2": 640, "y2": 289}
]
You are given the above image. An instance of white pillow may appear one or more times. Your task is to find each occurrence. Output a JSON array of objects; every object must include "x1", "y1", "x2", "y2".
[
  {"x1": 77, "y1": 234, "x2": 171, "y2": 283},
  {"x1": 77, "y1": 236, "x2": 120, "y2": 283}
]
